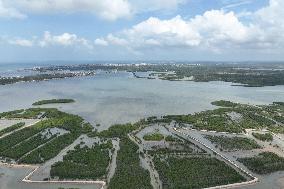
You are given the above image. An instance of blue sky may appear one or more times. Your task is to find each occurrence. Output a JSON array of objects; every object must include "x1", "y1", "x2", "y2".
[{"x1": 0, "y1": 0, "x2": 283, "y2": 62}]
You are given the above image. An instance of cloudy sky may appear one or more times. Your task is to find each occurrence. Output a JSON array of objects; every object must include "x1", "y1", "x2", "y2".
[{"x1": 0, "y1": 0, "x2": 283, "y2": 62}]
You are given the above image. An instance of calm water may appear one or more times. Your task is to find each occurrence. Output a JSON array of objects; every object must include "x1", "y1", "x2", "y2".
[
  {"x1": 0, "y1": 63, "x2": 39, "y2": 77},
  {"x1": 1, "y1": 71, "x2": 284, "y2": 130},
  {"x1": 1, "y1": 66, "x2": 284, "y2": 189},
  {"x1": 0, "y1": 166, "x2": 101, "y2": 189}
]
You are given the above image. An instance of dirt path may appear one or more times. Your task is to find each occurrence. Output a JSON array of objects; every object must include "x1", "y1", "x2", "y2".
[
  {"x1": 128, "y1": 134, "x2": 162, "y2": 189},
  {"x1": 107, "y1": 139, "x2": 120, "y2": 184}
]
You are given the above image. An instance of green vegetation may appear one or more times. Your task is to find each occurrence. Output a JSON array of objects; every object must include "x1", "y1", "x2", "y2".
[
  {"x1": 20, "y1": 133, "x2": 79, "y2": 164},
  {"x1": 238, "y1": 152, "x2": 284, "y2": 174},
  {"x1": 161, "y1": 108, "x2": 244, "y2": 133},
  {"x1": 0, "y1": 98, "x2": 282, "y2": 188},
  {"x1": 32, "y1": 99, "x2": 75, "y2": 105},
  {"x1": 0, "y1": 109, "x2": 25, "y2": 119},
  {"x1": 143, "y1": 133, "x2": 164, "y2": 141},
  {"x1": 274, "y1": 115, "x2": 284, "y2": 124},
  {"x1": 0, "y1": 107, "x2": 93, "y2": 163},
  {"x1": 154, "y1": 156, "x2": 245, "y2": 189},
  {"x1": 273, "y1": 102, "x2": 284, "y2": 106},
  {"x1": 152, "y1": 100, "x2": 284, "y2": 134},
  {"x1": 51, "y1": 142, "x2": 112, "y2": 180},
  {"x1": 108, "y1": 137, "x2": 152, "y2": 189},
  {"x1": 0, "y1": 122, "x2": 25, "y2": 136},
  {"x1": 97, "y1": 123, "x2": 137, "y2": 138},
  {"x1": 165, "y1": 135, "x2": 180, "y2": 142},
  {"x1": 211, "y1": 100, "x2": 238, "y2": 107},
  {"x1": 252, "y1": 132, "x2": 273, "y2": 141},
  {"x1": 205, "y1": 135, "x2": 261, "y2": 151},
  {"x1": 0, "y1": 126, "x2": 43, "y2": 152},
  {"x1": 148, "y1": 146, "x2": 194, "y2": 155},
  {"x1": 85, "y1": 123, "x2": 153, "y2": 187},
  {"x1": 0, "y1": 107, "x2": 69, "y2": 119},
  {"x1": 0, "y1": 107, "x2": 153, "y2": 187},
  {"x1": 1, "y1": 132, "x2": 56, "y2": 160}
]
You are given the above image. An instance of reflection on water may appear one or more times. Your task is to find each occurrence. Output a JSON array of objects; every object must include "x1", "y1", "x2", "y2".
[{"x1": 0, "y1": 71, "x2": 284, "y2": 130}]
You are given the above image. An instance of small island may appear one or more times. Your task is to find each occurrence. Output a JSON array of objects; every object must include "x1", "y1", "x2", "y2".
[{"x1": 32, "y1": 99, "x2": 75, "y2": 106}]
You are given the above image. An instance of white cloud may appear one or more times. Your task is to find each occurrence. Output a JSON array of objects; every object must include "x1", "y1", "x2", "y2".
[
  {"x1": 5, "y1": 31, "x2": 92, "y2": 49},
  {"x1": 95, "y1": 0, "x2": 284, "y2": 52},
  {"x1": 255, "y1": 0, "x2": 284, "y2": 45},
  {"x1": 2, "y1": 0, "x2": 132, "y2": 20},
  {"x1": 94, "y1": 38, "x2": 108, "y2": 46},
  {"x1": 0, "y1": 0, "x2": 26, "y2": 19},
  {"x1": 0, "y1": 0, "x2": 188, "y2": 20},
  {"x1": 190, "y1": 10, "x2": 252, "y2": 43},
  {"x1": 8, "y1": 39, "x2": 33, "y2": 47},
  {"x1": 97, "y1": 10, "x2": 251, "y2": 50},
  {"x1": 105, "y1": 34, "x2": 129, "y2": 46},
  {"x1": 2, "y1": 0, "x2": 284, "y2": 59},
  {"x1": 39, "y1": 31, "x2": 92, "y2": 48},
  {"x1": 95, "y1": 34, "x2": 129, "y2": 46}
]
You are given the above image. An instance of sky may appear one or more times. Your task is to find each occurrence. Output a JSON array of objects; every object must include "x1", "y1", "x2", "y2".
[{"x1": 0, "y1": 0, "x2": 283, "y2": 63}]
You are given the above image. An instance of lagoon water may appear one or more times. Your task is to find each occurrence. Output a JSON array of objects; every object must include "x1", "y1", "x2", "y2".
[
  {"x1": 1, "y1": 71, "x2": 284, "y2": 131},
  {"x1": 1, "y1": 66, "x2": 284, "y2": 189}
]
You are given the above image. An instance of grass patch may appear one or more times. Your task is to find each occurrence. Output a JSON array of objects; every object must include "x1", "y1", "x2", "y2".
[
  {"x1": 165, "y1": 135, "x2": 181, "y2": 142},
  {"x1": 143, "y1": 133, "x2": 164, "y2": 141},
  {"x1": 252, "y1": 132, "x2": 273, "y2": 141}
]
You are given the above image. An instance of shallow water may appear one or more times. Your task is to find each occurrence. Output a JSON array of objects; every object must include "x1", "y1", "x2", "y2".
[
  {"x1": 241, "y1": 171, "x2": 284, "y2": 189},
  {"x1": 0, "y1": 71, "x2": 284, "y2": 130},
  {"x1": 0, "y1": 166, "x2": 101, "y2": 189}
]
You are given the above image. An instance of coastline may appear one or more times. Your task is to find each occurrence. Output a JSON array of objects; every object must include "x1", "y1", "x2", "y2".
[{"x1": 0, "y1": 163, "x2": 106, "y2": 189}]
